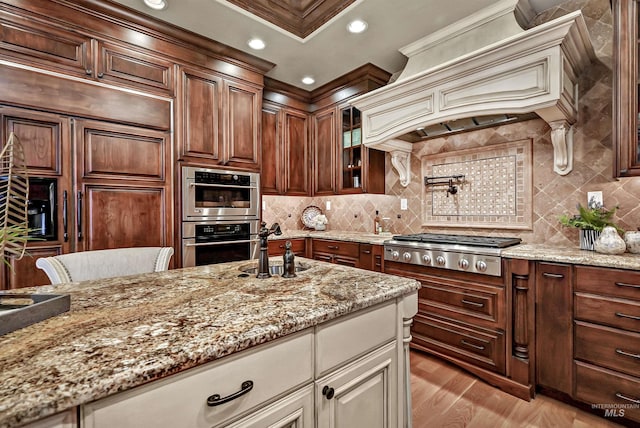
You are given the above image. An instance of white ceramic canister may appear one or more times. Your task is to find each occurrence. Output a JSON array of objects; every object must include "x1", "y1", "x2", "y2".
[
  {"x1": 594, "y1": 226, "x2": 626, "y2": 254},
  {"x1": 624, "y1": 231, "x2": 640, "y2": 254}
]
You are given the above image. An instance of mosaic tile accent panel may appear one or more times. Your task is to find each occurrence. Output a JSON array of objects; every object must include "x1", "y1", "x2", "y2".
[{"x1": 422, "y1": 140, "x2": 533, "y2": 229}]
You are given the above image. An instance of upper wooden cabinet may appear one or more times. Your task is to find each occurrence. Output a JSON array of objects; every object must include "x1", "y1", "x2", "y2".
[
  {"x1": 613, "y1": 0, "x2": 640, "y2": 177},
  {"x1": 261, "y1": 101, "x2": 309, "y2": 195},
  {"x1": 177, "y1": 66, "x2": 261, "y2": 171},
  {"x1": 312, "y1": 105, "x2": 337, "y2": 196},
  {"x1": 0, "y1": 11, "x2": 174, "y2": 95}
]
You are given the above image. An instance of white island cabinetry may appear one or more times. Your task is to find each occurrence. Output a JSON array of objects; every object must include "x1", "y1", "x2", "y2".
[{"x1": 79, "y1": 298, "x2": 416, "y2": 428}]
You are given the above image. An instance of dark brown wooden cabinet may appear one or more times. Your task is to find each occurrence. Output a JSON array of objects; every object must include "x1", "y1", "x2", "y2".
[
  {"x1": 358, "y1": 243, "x2": 383, "y2": 272},
  {"x1": 535, "y1": 262, "x2": 572, "y2": 395},
  {"x1": 311, "y1": 238, "x2": 359, "y2": 267},
  {"x1": 267, "y1": 238, "x2": 306, "y2": 257},
  {"x1": 178, "y1": 66, "x2": 261, "y2": 171},
  {"x1": 0, "y1": 107, "x2": 172, "y2": 289},
  {"x1": 261, "y1": 101, "x2": 309, "y2": 195},
  {"x1": 312, "y1": 106, "x2": 337, "y2": 195},
  {"x1": 613, "y1": 0, "x2": 640, "y2": 177}
]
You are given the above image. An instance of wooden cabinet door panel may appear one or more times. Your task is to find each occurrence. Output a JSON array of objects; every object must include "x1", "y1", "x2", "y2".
[
  {"x1": 97, "y1": 41, "x2": 173, "y2": 94},
  {"x1": 260, "y1": 104, "x2": 280, "y2": 194},
  {"x1": 3, "y1": 246, "x2": 62, "y2": 289},
  {"x1": 178, "y1": 68, "x2": 222, "y2": 161},
  {"x1": 283, "y1": 110, "x2": 308, "y2": 195},
  {"x1": 1, "y1": 107, "x2": 69, "y2": 175},
  {"x1": 75, "y1": 120, "x2": 167, "y2": 181},
  {"x1": 0, "y1": 13, "x2": 91, "y2": 77},
  {"x1": 81, "y1": 185, "x2": 167, "y2": 251},
  {"x1": 225, "y1": 80, "x2": 260, "y2": 170},
  {"x1": 313, "y1": 107, "x2": 336, "y2": 195},
  {"x1": 535, "y1": 262, "x2": 572, "y2": 394}
]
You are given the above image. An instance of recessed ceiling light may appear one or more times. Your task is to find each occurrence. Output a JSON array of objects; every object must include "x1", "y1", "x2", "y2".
[
  {"x1": 301, "y1": 76, "x2": 315, "y2": 85},
  {"x1": 347, "y1": 19, "x2": 368, "y2": 34},
  {"x1": 143, "y1": 0, "x2": 167, "y2": 10},
  {"x1": 247, "y1": 38, "x2": 266, "y2": 50}
]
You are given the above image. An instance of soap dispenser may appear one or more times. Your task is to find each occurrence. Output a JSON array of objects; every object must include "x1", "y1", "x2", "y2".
[{"x1": 282, "y1": 240, "x2": 296, "y2": 278}]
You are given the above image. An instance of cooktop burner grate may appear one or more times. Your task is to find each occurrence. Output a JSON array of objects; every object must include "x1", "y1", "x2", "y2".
[{"x1": 391, "y1": 233, "x2": 521, "y2": 248}]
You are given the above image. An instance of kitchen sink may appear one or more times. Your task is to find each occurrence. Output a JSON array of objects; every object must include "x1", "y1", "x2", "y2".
[{"x1": 239, "y1": 263, "x2": 310, "y2": 276}]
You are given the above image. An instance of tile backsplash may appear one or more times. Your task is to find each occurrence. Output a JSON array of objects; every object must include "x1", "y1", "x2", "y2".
[{"x1": 263, "y1": 0, "x2": 640, "y2": 246}]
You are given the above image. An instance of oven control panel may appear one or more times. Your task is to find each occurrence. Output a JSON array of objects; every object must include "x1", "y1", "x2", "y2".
[{"x1": 384, "y1": 245, "x2": 502, "y2": 276}]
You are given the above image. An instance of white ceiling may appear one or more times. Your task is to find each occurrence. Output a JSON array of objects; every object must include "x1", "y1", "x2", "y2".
[{"x1": 110, "y1": 0, "x2": 566, "y2": 90}]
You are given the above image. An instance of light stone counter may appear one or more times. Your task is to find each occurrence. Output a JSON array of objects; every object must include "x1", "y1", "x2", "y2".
[
  {"x1": 503, "y1": 244, "x2": 640, "y2": 271},
  {"x1": 0, "y1": 258, "x2": 419, "y2": 428},
  {"x1": 270, "y1": 229, "x2": 393, "y2": 245}
]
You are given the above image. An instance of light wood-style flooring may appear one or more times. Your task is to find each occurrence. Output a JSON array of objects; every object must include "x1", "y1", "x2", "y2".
[{"x1": 410, "y1": 350, "x2": 625, "y2": 428}]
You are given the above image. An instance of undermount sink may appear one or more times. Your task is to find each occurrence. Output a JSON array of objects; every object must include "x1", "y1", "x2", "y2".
[{"x1": 239, "y1": 264, "x2": 310, "y2": 276}]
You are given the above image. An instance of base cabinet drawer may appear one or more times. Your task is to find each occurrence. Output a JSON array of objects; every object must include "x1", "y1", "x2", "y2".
[
  {"x1": 575, "y1": 361, "x2": 640, "y2": 423},
  {"x1": 575, "y1": 321, "x2": 640, "y2": 378},
  {"x1": 575, "y1": 293, "x2": 640, "y2": 332},
  {"x1": 412, "y1": 314, "x2": 505, "y2": 374},
  {"x1": 82, "y1": 331, "x2": 313, "y2": 428}
]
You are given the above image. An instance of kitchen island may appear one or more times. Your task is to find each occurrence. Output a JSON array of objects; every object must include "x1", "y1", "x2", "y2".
[{"x1": 0, "y1": 258, "x2": 419, "y2": 428}]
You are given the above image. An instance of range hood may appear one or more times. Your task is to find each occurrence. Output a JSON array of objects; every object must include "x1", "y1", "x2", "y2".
[{"x1": 350, "y1": 0, "x2": 596, "y2": 186}]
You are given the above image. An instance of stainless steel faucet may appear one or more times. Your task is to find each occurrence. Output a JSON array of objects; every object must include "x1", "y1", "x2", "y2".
[{"x1": 256, "y1": 222, "x2": 282, "y2": 278}]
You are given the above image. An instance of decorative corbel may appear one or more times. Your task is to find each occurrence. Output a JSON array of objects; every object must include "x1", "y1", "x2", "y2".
[
  {"x1": 376, "y1": 139, "x2": 413, "y2": 187},
  {"x1": 548, "y1": 120, "x2": 573, "y2": 176}
]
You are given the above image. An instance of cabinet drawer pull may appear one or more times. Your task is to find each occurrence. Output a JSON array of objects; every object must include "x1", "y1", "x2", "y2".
[
  {"x1": 362, "y1": 250, "x2": 371, "y2": 254},
  {"x1": 615, "y1": 312, "x2": 640, "y2": 321},
  {"x1": 615, "y1": 349, "x2": 640, "y2": 360},
  {"x1": 615, "y1": 282, "x2": 640, "y2": 289},
  {"x1": 207, "y1": 380, "x2": 253, "y2": 406},
  {"x1": 542, "y1": 272, "x2": 564, "y2": 278},
  {"x1": 327, "y1": 245, "x2": 339, "y2": 250},
  {"x1": 615, "y1": 392, "x2": 640, "y2": 404},
  {"x1": 461, "y1": 299, "x2": 484, "y2": 308},
  {"x1": 460, "y1": 339, "x2": 485, "y2": 351},
  {"x1": 322, "y1": 385, "x2": 335, "y2": 400}
]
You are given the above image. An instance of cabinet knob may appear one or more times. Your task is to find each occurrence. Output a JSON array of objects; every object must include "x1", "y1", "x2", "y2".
[{"x1": 322, "y1": 385, "x2": 335, "y2": 400}]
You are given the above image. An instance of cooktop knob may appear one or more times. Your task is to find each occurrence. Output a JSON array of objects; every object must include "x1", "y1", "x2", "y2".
[
  {"x1": 458, "y1": 259, "x2": 469, "y2": 269},
  {"x1": 436, "y1": 255, "x2": 446, "y2": 266},
  {"x1": 476, "y1": 260, "x2": 487, "y2": 272},
  {"x1": 391, "y1": 250, "x2": 400, "y2": 260},
  {"x1": 403, "y1": 252, "x2": 412, "y2": 262},
  {"x1": 422, "y1": 254, "x2": 431, "y2": 264}
]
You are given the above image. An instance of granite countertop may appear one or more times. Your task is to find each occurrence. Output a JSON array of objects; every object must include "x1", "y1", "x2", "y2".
[
  {"x1": 270, "y1": 229, "x2": 393, "y2": 245},
  {"x1": 503, "y1": 244, "x2": 640, "y2": 271},
  {"x1": 0, "y1": 258, "x2": 420, "y2": 428},
  {"x1": 273, "y1": 231, "x2": 640, "y2": 271}
]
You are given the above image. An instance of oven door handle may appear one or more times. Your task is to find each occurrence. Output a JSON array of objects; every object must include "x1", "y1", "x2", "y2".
[
  {"x1": 189, "y1": 182, "x2": 258, "y2": 190},
  {"x1": 184, "y1": 239, "x2": 256, "y2": 247}
]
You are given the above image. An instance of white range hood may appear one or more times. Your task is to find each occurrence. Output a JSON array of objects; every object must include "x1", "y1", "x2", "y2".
[{"x1": 350, "y1": 0, "x2": 596, "y2": 186}]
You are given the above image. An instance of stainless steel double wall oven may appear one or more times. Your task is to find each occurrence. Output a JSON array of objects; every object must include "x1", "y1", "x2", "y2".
[{"x1": 181, "y1": 166, "x2": 260, "y2": 267}]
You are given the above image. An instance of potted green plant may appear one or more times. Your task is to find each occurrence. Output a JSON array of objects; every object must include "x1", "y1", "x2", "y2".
[
  {"x1": 0, "y1": 132, "x2": 30, "y2": 268},
  {"x1": 559, "y1": 203, "x2": 623, "y2": 250}
]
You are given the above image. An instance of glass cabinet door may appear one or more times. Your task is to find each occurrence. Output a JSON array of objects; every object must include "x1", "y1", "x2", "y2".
[{"x1": 341, "y1": 106, "x2": 362, "y2": 191}]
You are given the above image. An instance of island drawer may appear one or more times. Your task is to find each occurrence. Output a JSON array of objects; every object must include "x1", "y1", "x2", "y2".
[
  {"x1": 315, "y1": 301, "x2": 396, "y2": 377},
  {"x1": 83, "y1": 330, "x2": 313, "y2": 428},
  {"x1": 574, "y1": 293, "x2": 640, "y2": 332},
  {"x1": 575, "y1": 266, "x2": 640, "y2": 301},
  {"x1": 411, "y1": 313, "x2": 505, "y2": 374},
  {"x1": 574, "y1": 361, "x2": 640, "y2": 423},
  {"x1": 574, "y1": 321, "x2": 640, "y2": 378}
]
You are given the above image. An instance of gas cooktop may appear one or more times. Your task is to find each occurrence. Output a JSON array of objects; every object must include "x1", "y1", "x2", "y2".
[{"x1": 390, "y1": 233, "x2": 521, "y2": 248}]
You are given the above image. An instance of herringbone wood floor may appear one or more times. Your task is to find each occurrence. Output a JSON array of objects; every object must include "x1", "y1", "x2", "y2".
[{"x1": 410, "y1": 350, "x2": 627, "y2": 428}]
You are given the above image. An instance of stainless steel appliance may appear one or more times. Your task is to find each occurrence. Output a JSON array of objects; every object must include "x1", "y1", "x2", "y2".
[
  {"x1": 181, "y1": 166, "x2": 261, "y2": 267},
  {"x1": 182, "y1": 220, "x2": 259, "y2": 267},
  {"x1": 384, "y1": 233, "x2": 521, "y2": 276},
  {"x1": 182, "y1": 166, "x2": 259, "y2": 221},
  {"x1": 27, "y1": 177, "x2": 57, "y2": 240}
]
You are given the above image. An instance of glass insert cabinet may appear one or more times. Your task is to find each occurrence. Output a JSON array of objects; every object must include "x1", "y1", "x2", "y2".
[
  {"x1": 613, "y1": 0, "x2": 640, "y2": 176},
  {"x1": 342, "y1": 106, "x2": 363, "y2": 190}
]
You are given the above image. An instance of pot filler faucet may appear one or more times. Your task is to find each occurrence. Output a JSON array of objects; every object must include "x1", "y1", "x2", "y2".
[{"x1": 257, "y1": 222, "x2": 282, "y2": 278}]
